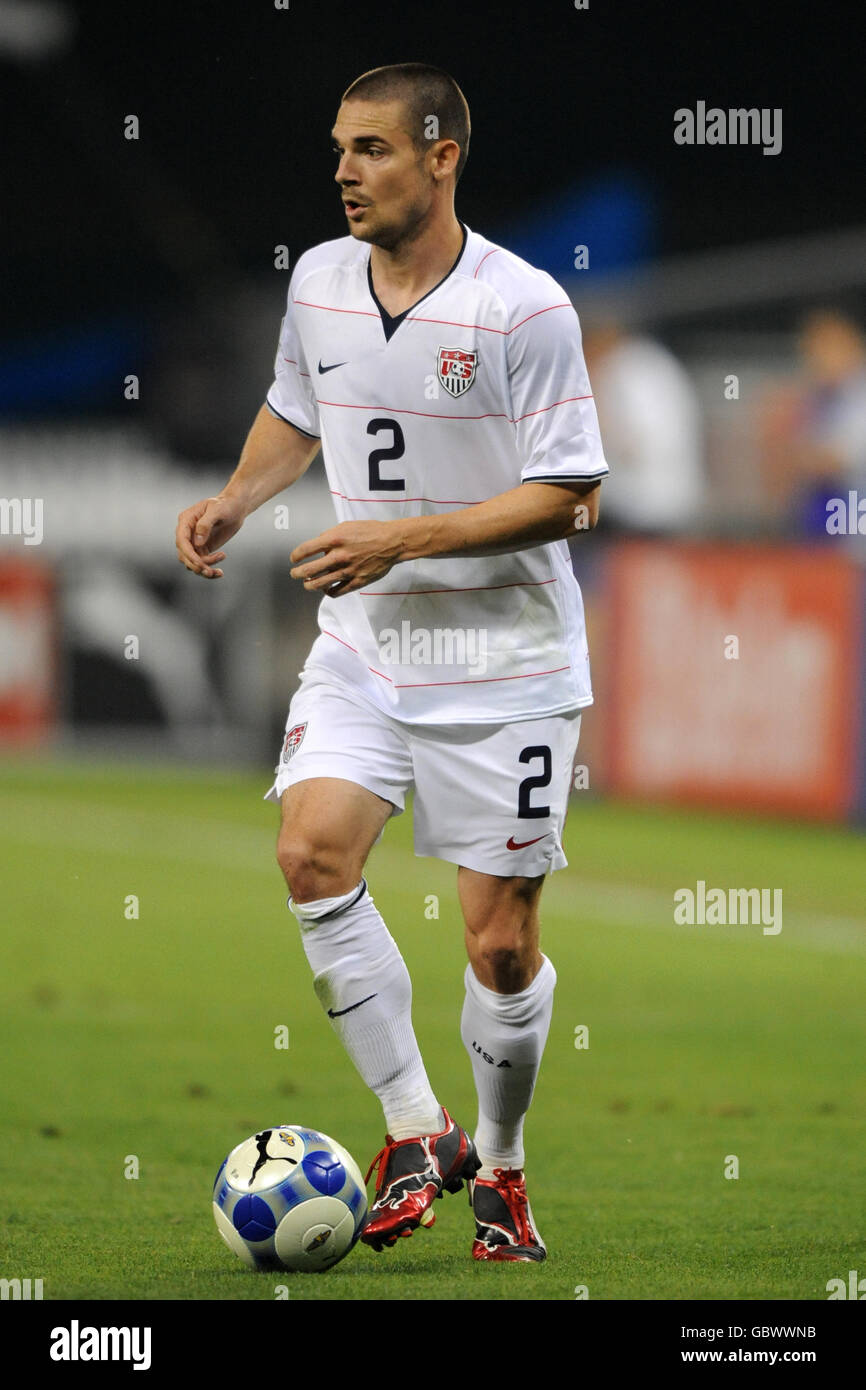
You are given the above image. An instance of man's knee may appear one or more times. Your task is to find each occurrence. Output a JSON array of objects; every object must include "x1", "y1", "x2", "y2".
[
  {"x1": 462, "y1": 875, "x2": 542, "y2": 935},
  {"x1": 276, "y1": 830, "x2": 359, "y2": 903},
  {"x1": 468, "y1": 929, "x2": 535, "y2": 988},
  {"x1": 462, "y1": 874, "x2": 544, "y2": 991},
  {"x1": 275, "y1": 778, "x2": 390, "y2": 903},
  {"x1": 464, "y1": 908, "x2": 541, "y2": 992}
]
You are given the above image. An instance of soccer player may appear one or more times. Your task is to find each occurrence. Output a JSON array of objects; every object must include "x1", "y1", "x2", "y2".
[{"x1": 176, "y1": 63, "x2": 608, "y2": 1261}]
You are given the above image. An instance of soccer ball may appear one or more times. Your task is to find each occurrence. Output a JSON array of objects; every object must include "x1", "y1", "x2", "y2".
[{"x1": 212, "y1": 1125, "x2": 368, "y2": 1272}]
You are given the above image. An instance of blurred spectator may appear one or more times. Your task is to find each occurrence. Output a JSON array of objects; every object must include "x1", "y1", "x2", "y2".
[
  {"x1": 758, "y1": 308, "x2": 866, "y2": 538},
  {"x1": 582, "y1": 319, "x2": 705, "y2": 535}
]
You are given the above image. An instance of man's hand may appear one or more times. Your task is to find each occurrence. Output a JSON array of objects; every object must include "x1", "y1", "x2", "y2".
[
  {"x1": 290, "y1": 521, "x2": 405, "y2": 596},
  {"x1": 288, "y1": 482, "x2": 601, "y2": 596},
  {"x1": 176, "y1": 494, "x2": 246, "y2": 578}
]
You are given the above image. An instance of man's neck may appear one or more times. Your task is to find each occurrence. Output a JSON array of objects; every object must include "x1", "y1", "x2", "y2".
[{"x1": 369, "y1": 213, "x2": 464, "y2": 316}]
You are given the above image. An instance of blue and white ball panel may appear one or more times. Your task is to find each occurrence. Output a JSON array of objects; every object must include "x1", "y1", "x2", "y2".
[
  {"x1": 212, "y1": 1125, "x2": 367, "y2": 1272},
  {"x1": 274, "y1": 1195, "x2": 359, "y2": 1270},
  {"x1": 221, "y1": 1126, "x2": 306, "y2": 1194},
  {"x1": 313, "y1": 1130, "x2": 367, "y2": 1195},
  {"x1": 213, "y1": 1202, "x2": 271, "y2": 1270}
]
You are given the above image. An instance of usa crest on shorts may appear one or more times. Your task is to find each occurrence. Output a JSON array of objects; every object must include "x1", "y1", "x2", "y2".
[
  {"x1": 437, "y1": 346, "x2": 478, "y2": 397},
  {"x1": 281, "y1": 722, "x2": 307, "y2": 761}
]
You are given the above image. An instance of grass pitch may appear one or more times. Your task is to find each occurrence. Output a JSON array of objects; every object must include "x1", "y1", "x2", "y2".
[{"x1": 1, "y1": 756, "x2": 864, "y2": 1301}]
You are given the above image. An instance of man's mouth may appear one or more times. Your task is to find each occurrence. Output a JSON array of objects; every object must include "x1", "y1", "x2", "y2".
[{"x1": 343, "y1": 198, "x2": 369, "y2": 218}]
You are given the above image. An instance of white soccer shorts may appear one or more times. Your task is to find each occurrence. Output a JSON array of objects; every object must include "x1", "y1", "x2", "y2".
[{"x1": 265, "y1": 669, "x2": 582, "y2": 878}]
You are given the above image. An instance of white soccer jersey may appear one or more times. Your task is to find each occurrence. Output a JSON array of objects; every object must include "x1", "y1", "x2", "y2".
[{"x1": 266, "y1": 221, "x2": 608, "y2": 724}]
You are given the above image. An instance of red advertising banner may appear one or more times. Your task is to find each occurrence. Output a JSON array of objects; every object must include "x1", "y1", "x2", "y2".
[
  {"x1": 605, "y1": 542, "x2": 861, "y2": 820},
  {"x1": 0, "y1": 559, "x2": 56, "y2": 744}
]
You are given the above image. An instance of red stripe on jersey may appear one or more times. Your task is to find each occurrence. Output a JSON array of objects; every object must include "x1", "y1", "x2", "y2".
[
  {"x1": 330, "y1": 490, "x2": 475, "y2": 504},
  {"x1": 294, "y1": 300, "x2": 379, "y2": 318},
  {"x1": 407, "y1": 303, "x2": 574, "y2": 334},
  {"x1": 507, "y1": 303, "x2": 573, "y2": 333},
  {"x1": 317, "y1": 397, "x2": 590, "y2": 425},
  {"x1": 358, "y1": 578, "x2": 558, "y2": 596},
  {"x1": 296, "y1": 298, "x2": 505, "y2": 334},
  {"x1": 292, "y1": 298, "x2": 573, "y2": 335},
  {"x1": 320, "y1": 627, "x2": 359, "y2": 653},
  {"x1": 318, "y1": 399, "x2": 509, "y2": 423},
  {"x1": 320, "y1": 628, "x2": 395, "y2": 683},
  {"x1": 319, "y1": 630, "x2": 568, "y2": 688},
  {"x1": 392, "y1": 665, "x2": 572, "y2": 689},
  {"x1": 473, "y1": 248, "x2": 501, "y2": 278},
  {"x1": 513, "y1": 394, "x2": 594, "y2": 423},
  {"x1": 282, "y1": 357, "x2": 311, "y2": 378}
]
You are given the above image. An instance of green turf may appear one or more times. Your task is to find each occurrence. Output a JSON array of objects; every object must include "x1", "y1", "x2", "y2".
[{"x1": 1, "y1": 757, "x2": 865, "y2": 1301}]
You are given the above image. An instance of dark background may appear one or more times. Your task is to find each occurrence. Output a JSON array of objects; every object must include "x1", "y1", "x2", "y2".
[{"x1": 3, "y1": 0, "x2": 861, "y2": 339}]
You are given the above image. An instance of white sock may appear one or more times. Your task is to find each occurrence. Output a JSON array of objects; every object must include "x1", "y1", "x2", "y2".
[
  {"x1": 460, "y1": 955, "x2": 556, "y2": 1176},
  {"x1": 289, "y1": 880, "x2": 442, "y2": 1140}
]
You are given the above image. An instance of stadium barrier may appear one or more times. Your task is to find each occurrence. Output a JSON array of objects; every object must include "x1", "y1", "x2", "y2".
[
  {"x1": 0, "y1": 558, "x2": 56, "y2": 744},
  {"x1": 584, "y1": 539, "x2": 865, "y2": 822},
  {"x1": 3, "y1": 531, "x2": 865, "y2": 826}
]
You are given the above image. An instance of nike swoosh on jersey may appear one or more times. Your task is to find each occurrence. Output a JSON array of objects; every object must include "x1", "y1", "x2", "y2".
[
  {"x1": 318, "y1": 359, "x2": 347, "y2": 374},
  {"x1": 506, "y1": 834, "x2": 549, "y2": 851},
  {"x1": 327, "y1": 992, "x2": 378, "y2": 1017}
]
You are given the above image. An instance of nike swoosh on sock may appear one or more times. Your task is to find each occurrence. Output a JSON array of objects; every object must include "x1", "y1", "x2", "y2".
[{"x1": 327, "y1": 993, "x2": 378, "y2": 1018}]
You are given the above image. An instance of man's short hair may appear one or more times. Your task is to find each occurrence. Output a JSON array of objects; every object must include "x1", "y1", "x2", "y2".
[{"x1": 342, "y1": 63, "x2": 470, "y2": 184}]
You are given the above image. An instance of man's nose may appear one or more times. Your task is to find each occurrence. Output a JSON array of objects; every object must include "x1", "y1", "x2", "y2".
[{"x1": 335, "y1": 155, "x2": 358, "y2": 185}]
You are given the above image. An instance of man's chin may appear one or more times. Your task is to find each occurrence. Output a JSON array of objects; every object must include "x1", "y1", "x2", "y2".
[
  {"x1": 346, "y1": 219, "x2": 398, "y2": 251},
  {"x1": 345, "y1": 214, "x2": 383, "y2": 242}
]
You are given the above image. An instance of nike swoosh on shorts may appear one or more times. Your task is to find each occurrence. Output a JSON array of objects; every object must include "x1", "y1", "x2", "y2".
[{"x1": 506, "y1": 834, "x2": 549, "y2": 851}]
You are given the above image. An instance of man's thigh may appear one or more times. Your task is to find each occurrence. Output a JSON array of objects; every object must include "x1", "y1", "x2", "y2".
[
  {"x1": 279, "y1": 777, "x2": 393, "y2": 861},
  {"x1": 266, "y1": 673, "x2": 416, "y2": 888},
  {"x1": 264, "y1": 672, "x2": 414, "y2": 813},
  {"x1": 410, "y1": 710, "x2": 582, "y2": 877}
]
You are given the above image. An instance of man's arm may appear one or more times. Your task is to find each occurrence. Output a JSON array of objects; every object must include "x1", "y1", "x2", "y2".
[
  {"x1": 398, "y1": 478, "x2": 601, "y2": 559},
  {"x1": 290, "y1": 479, "x2": 601, "y2": 596},
  {"x1": 176, "y1": 405, "x2": 320, "y2": 577}
]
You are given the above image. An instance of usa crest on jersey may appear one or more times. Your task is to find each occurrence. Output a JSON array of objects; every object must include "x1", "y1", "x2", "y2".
[
  {"x1": 437, "y1": 346, "x2": 478, "y2": 397},
  {"x1": 281, "y1": 722, "x2": 307, "y2": 761}
]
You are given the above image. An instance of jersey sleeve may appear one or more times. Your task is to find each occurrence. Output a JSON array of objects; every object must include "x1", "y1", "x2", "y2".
[
  {"x1": 265, "y1": 273, "x2": 321, "y2": 439},
  {"x1": 507, "y1": 298, "x2": 608, "y2": 484}
]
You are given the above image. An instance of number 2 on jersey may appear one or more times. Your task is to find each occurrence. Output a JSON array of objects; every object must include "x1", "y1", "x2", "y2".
[{"x1": 367, "y1": 418, "x2": 406, "y2": 491}]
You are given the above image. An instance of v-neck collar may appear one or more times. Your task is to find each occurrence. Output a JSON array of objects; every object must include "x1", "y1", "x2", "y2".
[{"x1": 367, "y1": 221, "x2": 469, "y2": 342}]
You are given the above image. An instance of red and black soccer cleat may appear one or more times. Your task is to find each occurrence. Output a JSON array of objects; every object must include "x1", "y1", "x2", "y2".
[
  {"x1": 361, "y1": 1108, "x2": 480, "y2": 1251},
  {"x1": 470, "y1": 1167, "x2": 547, "y2": 1261}
]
